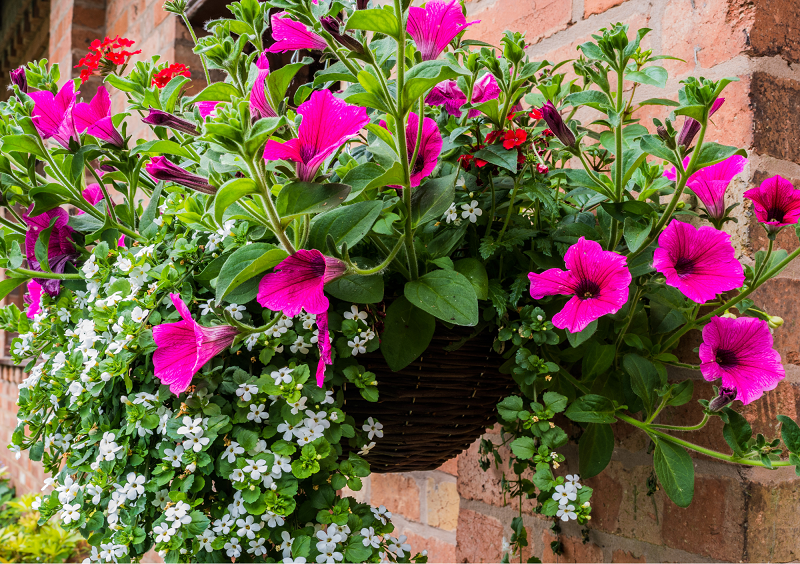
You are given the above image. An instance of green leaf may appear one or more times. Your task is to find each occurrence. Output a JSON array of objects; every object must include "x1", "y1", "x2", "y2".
[
  {"x1": 566, "y1": 320, "x2": 597, "y2": 347},
  {"x1": 654, "y1": 440, "x2": 695, "y2": 507},
  {"x1": 666, "y1": 380, "x2": 693, "y2": 407},
  {"x1": 188, "y1": 82, "x2": 241, "y2": 103},
  {"x1": 8, "y1": 241, "x2": 23, "y2": 270},
  {"x1": 453, "y1": 258, "x2": 489, "y2": 300},
  {"x1": 625, "y1": 66, "x2": 668, "y2": 88},
  {"x1": 581, "y1": 342, "x2": 615, "y2": 380},
  {"x1": 693, "y1": 143, "x2": 747, "y2": 170},
  {"x1": 276, "y1": 182, "x2": 351, "y2": 219},
  {"x1": 622, "y1": 353, "x2": 658, "y2": 416},
  {"x1": 639, "y1": 134, "x2": 679, "y2": 167},
  {"x1": 565, "y1": 394, "x2": 617, "y2": 424},
  {"x1": 623, "y1": 217, "x2": 650, "y2": 252},
  {"x1": 510, "y1": 437, "x2": 537, "y2": 460},
  {"x1": 325, "y1": 273, "x2": 384, "y2": 304},
  {"x1": 778, "y1": 415, "x2": 800, "y2": 453},
  {"x1": 131, "y1": 139, "x2": 194, "y2": 160},
  {"x1": 411, "y1": 173, "x2": 456, "y2": 226},
  {"x1": 380, "y1": 297, "x2": 435, "y2": 371},
  {"x1": 402, "y1": 61, "x2": 469, "y2": 111},
  {"x1": 342, "y1": 161, "x2": 405, "y2": 197},
  {"x1": 267, "y1": 60, "x2": 312, "y2": 107},
  {"x1": 215, "y1": 243, "x2": 288, "y2": 302},
  {"x1": 564, "y1": 90, "x2": 612, "y2": 110},
  {"x1": 473, "y1": 144, "x2": 518, "y2": 173},
  {"x1": 579, "y1": 423, "x2": 614, "y2": 478},
  {"x1": 721, "y1": 407, "x2": 752, "y2": 456},
  {"x1": 139, "y1": 184, "x2": 164, "y2": 237},
  {"x1": 404, "y1": 270, "x2": 478, "y2": 326},
  {"x1": 308, "y1": 200, "x2": 382, "y2": 252},
  {"x1": 497, "y1": 396, "x2": 524, "y2": 422},
  {"x1": 1, "y1": 134, "x2": 45, "y2": 159},
  {"x1": 0, "y1": 277, "x2": 28, "y2": 302},
  {"x1": 543, "y1": 391, "x2": 568, "y2": 413},
  {"x1": 345, "y1": 8, "x2": 399, "y2": 37},
  {"x1": 214, "y1": 178, "x2": 258, "y2": 224}
]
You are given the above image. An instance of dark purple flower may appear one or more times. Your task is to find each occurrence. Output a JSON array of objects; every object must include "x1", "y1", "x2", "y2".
[
  {"x1": 9, "y1": 67, "x2": 26, "y2": 93},
  {"x1": 22, "y1": 206, "x2": 79, "y2": 296},
  {"x1": 540, "y1": 101, "x2": 576, "y2": 148},
  {"x1": 321, "y1": 16, "x2": 364, "y2": 54},
  {"x1": 677, "y1": 97, "x2": 724, "y2": 148},
  {"x1": 142, "y1": 109, "x2": 199, "y2": 136},
  {"x1": 145, "y1": 156, "x2": 216, "y2": 194}
]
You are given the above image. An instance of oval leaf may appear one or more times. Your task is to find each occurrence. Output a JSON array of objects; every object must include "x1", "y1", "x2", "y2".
[
  {"x1": 276, "y1": 182, "x2": 351, "y2": 219},
  {"x1": 579, "y1": 423, "x2": 614, "y2": 478},
  {"x1": 380, "y1": 297, "x2": 435, "y2": 371},
  {"x1": 654, "y1": 440, "x2": 695, "y2": 508},
  {"x1": 216, "y1": 243, "x2": 288, "y2": 302},
  {"x1": 307, "y1": 200, "x2": 382, "y2": 252},
  {"x1": 214, "y1": 178, "x2": 259, "y2": 224},
  {"x1": 404, "y1": 270, "x2": 478, "y2": 326}
]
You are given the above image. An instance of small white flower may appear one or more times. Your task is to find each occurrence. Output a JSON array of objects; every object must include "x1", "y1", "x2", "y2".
[
  {"x1": 371, "y1": 505, "x2": 392, "y2": 525},
  {"x1": 557, "y1": 503, "x2": 578, "y2": 521},
  {"x1": 266, "y1": 324, "x2": 288, "y2": 338},
  {"x1": 343, "y1": 305, "x2": 368, "y2": 322},
  {"x1": 271, "y1": 367, "x2": 294, "y2": 385},
  {"x1": 565, "y1": 474, "x2": 582, "y2": 489},
  {"x1": 444, "y1": 202, "x2": 458, "y2": 223},
  {"x1": 153, "y1": 489, "x2": 170, "y2": 509},
  {"x1": 288, "y1": 397, "x2": 307, "y2": 415},
  {"x1": 262, "y1": 509, "x2": 285, "y2": 528},
  {"x1": 358, "y1": 441, "x2": 376, "y2": 456},
  {"x1": 61, "y1": 502, "x2": 81, "y2": 524},
  {"x1": 130, "y1": 306, "x2": 148, "y2": 323},
  {"x1": 176, "y1": 416, "x2": 203, "y2": 437},
  {"x1": 291, "y1": 336, "x2": 310, "y2": 354},
  {"x1": 347, "y1": 336, "x2": 366, "y2": 356},
  {"x1": 164, "y1": 445, "x2": 184, "y2": 467},
  {"x1": 226, "y1": 303, "x2": 245, "y2": 320},
  {"x1": 386, "y1": 535, "x2": 411, "y2": 558},
  {"x1": 362, "y1": 417, "x2": 384, "y2": 440},
  {"x1": 461, "y1": 200, "x2": 483, "y2": 223},
  {"x1": 236, "y1": 383, "x2": 259, "y2": 402},
  {"x1": 360, "y1": 526, "x2": 381, "y2": 548},
  {"x1": 245, "y1": 333, "x2": 260, "y2": 351},
  {"x1": 199, "y1": 299, "x2": 215, "y2": 315},
  {"x1": 213, "y1": 514, "x2": 234, "y2": 534},
  {"x1": 236, "y1": 515, "x2": 262, "y2": 539},
  {"x1": 225, "y1": 537, "x2": 242, "y2": 558},
  {"x1": 552, "y1": 483, "x2": 577, "y2": 506},
  {"x1": 223, "y1": 441, "x2": 244, "y2": 463},
  {"x1": 183, "y1": 433, "x2": 210, "y2": 452},
  {"x1": 230, "y1": 468, "x2": 246, "y2": 482},
  {"x1": 247, "y1": 403, "x2": 267, "y2": 423},
  {"x1": 153, "y1": 523, "x2": 174, "y2": 544},
  {"x1": 321, "y1": 391, "x2": 335, "y2": 405},
  {"x1": 117, "y1": 257, "x2": 133, "y2": 272},
  {"x1": 198, "y1": 529, "x2": 216, "y2": 552},
  {"x1": 243, "y1": 459, "x2": 269, "y2": 481},
  {"x1": 248, "y1": 537, "x2": 267, "y2": 556}
]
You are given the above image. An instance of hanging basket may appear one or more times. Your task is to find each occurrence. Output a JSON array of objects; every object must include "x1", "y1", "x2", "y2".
[{"x1": 342, "y1": 326, "x2": 515, "y2": 473}]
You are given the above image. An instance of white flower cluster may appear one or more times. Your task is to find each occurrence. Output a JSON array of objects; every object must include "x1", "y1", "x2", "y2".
[{"x1": 552, "y1": 474, "x2": 582, "y2": 521}]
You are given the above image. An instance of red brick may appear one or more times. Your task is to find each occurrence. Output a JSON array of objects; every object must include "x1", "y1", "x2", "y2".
[
  {"x1": 401, "y1": 529, "x2": 456, "y2": 564},
  {"x1": 749, "y1": 0, "x2": 800, "y2": 64},
  {"x1": 661, "y1": 474, "x2": 745, "y2": 561},
  {"x1": 465, "y1": 0, "x2": 572, "y2": 46},
  {"x1": 73, "y1": 4, "x2": 105, "y2": 30},
  {"x1": 753, "y1": 278, "x2": 800, "y2": 360},
  {"x1": 541, "y1": 529, "x2": 603, "y2": 563},
  {"x1": 438, "y1": 457, "x2": 458, "y2": 476},
  {"x1": 584, "y1": 0, "x2": 628, "y2": 18},
  {"x1": 612, "y1": 549, "x2": 646, "y2": 562},
  {"x1": 154, "y1": 3, "x2": 171, "y2": 28},
  {"x1": 370, "y1": 473, "x2": 421, "y2": 522},
  {"x1": 743, "y1": 467, "x2": 800, "y2": 561},
  {"x1": 455, "y1": 508, "x2": 505, "y2": 563}
]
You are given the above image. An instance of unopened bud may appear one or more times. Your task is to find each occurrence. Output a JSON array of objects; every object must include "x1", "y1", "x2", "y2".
[
  {"x1": 709, "y1": 387, "x2": 737, "y2": 411},
  {"x1": 321, "y1": 17, "x2": 364, "y2": 54},
  {"x1": 9, "y1": 67, "x2": 27, "y2": 93},
  {"x1": 768, "y1": 315, "x2": 784, "y2": 329}
]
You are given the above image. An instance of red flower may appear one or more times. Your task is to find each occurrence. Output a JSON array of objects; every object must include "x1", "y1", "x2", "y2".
[
  {"x1": 529, "y1": 108, "x2": 543, "y2": 120},
  {"x1": 537, "y1": 163, "x2": 549, "y2": 174},
  {"x1": 503, "y1": 129, "x2": 527, "y2": 150},
  {"x1": 458, "y1": 154, "x2": 474, "y2": 170},
  {"x1": 152, "y1": 63, "x2": 191, "y2": 88},
  {"x1": 485, "y1": 130, "x2": 501, "y2": 145},
  {"x1": 475, "y1": 158, "x2": 488, "y2": 168},
  {"x1": 74, "y1": 35, "x2": 141, "y2": 84}
]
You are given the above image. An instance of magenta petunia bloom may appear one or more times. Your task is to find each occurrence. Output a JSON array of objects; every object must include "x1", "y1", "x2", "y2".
[
  {"x1": 266, "y1": 12, "x2": 328, "y2": 53},
  {"x1": 406, "y1": 112, "x2": 443, "y2": 187},
  {"x1": 684, "y1": 154, "x2": 747, "y2": 222},
  {"x1": 250, "y1": 51, "x2": 278, "y2": 119},
  {"x1": 22, "y1": 206, "x2": 78, "y2": 297},
  {"x1": 528, "y1": 237, "x2": 631, "y2": 333},
  {"x1": 263, "y1": 89, "x2": 368, "y2": 182},
  {"x1": 153, "y1": 293, "x2": 239, "y2": 395},
  {"x1": 653, "y1": 220, "x2": 744, "y2": 304},
  {"x1": 467, "y1": 73, "x2": 500, "y2": 118},
  {"x1": 28, "y1": 81, "x2": 78, "y2": 148},
  {"x1": 196, "y1": 101, "x2": 220, "y2": 119},
  {"x1": 699, "y1": 315, "x2": 784, "y2": 405},
  {"x1": 23, "y1": 280, "x2": 43, "y2": 319},
  {"x1": 407, "y1": 0, "x2": 478, "y2": 61},
  {"x1": 73, "y1": 85, "x2": 123, "y2": 147},
  {"x1": 257, "y1": 249, "x2": 347, "y2": 386},
  {"x1": 146, "y1": 156, "x2": 216, "y2": 194},
  {"x1": 426, "y1": 81, "x2": 467, "y2": 117},
  {"x1": 743, "y1": 175, "x2": 800, "y2": 234}
]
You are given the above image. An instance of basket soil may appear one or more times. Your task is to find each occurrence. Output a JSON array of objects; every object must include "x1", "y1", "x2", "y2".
[{"x1": 342, "y1": 327, "x2": 515, "y2": 473}]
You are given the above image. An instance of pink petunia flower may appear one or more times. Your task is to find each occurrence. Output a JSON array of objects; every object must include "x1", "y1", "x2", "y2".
[
  {"x1": 22, "y1": 206, "x2": 78, "y2": 297},
  {"x1": 250, "y1": 51, "x2": 278, "y2": 119},
  {"x1": 73, "y1": 85, "x2": 123, "y2": 147},
  {"x1": 467, "y1": 73, "x2": 500, "y2": 118},
  {"x1": 266, "y1": 12, "x2": 328, "y2": 53},
  {"x1": 257, "y1": 249, "x2": 347, "y2": 386},
  {"x1": 743, "y1": 175, "x2": 800, "y2": 234},
  {"x1": 196, "y1": 101, "x2": 220, "y2": 119},
  {"x1": 407, "y1": 0, "x2": 478, "y2": 61},
  {"x1": 28, "y1": 81, "x2": 79, "y2": 148},
  {"x1": 23, "y1": 280, "x2": 43, "y2": 319},
  {"x1": 686, "y1": 154, "x2": 747, "y2": 222},
  {"x1": 153, "y1": 293, "x2": 239, "y2": 395},
  {"x1": 528, "y1": 237, "x2": 631, "y2": 333},
  {"x1": 699, "y1": 315, "x2": 784, "y2": 405},
  {"x1": 263, "y1": 89, "x2": 368, "y2": 182},
  {"x1": 381, "y1": 113, "x2": 443, "y2": 188},
  {"x1": 653, "y1": 220, "x2": 744, "y2": 304},
  {"x1": 426, "y1": 80, "x2": 467, "y2": 117}
]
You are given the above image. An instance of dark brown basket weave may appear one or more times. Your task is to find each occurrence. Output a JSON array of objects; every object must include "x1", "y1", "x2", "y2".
[{"x1": 342, "y1": 327, "x2": 515, "y2": 473}]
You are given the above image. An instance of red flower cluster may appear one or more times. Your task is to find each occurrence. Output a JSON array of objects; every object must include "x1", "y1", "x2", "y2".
[
  {"x1": 502, "y1": 129, "x2": 527, "y2": 150},
  {"x1": 75, "y1": 36, "x2": 141, "y2": 84},
  {"x1": 458, "y1": 153, "x2": 488, "y2": 170},
  {"x1": 152, "y1": 63, "x2": 191, "y2": 88},
  {"x1": 529, "y1": 108, "x2": 543, "y2": 120}
]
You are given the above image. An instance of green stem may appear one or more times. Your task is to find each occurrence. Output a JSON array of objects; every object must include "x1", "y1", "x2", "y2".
[
  {"x1": 614, "y1": 286, "x2": 643, "y2": 352},
  {"x1": 0, "y1": 215, "x2": 25, "y2": 235},
  {"x1": 752, "y1": 238, "x2": 774, "y2": 284},
  {"x1": 607, "y1": 57, "x2": 625, "y2": 251},
  {"x1": 497, "y1": 166, "x2": 526, "y2": 244},
  {"x1": 484, "y1": 175, "x2": 497, "y2": 238},
  {"x1": 88, "y1": 166, "x2": 118, "y2": 225},
  {"x1": 369, "y1": 233, "x2": 410, "y2": 280},
  {"x1": 577, "y1": 151, "x2": 611, "y2": 197},
  {"x1": 408, "y1": 96, "x2": 425, "y2": 174},
  {"x1": 349, "y1": 238, "x2": 405, "y2": 275},
  {"x1": 181, "y1": 14, "x2": 212, "y2": 85},
  {"x1": 10, "y1": 268, "x2": 81, "y2": 280},
  {"x1": 651, "y1": 413, "x2": 709, "y2": 432},
  {"x1": 248, "y1": 158, "x2": 296, "y2": 254}
]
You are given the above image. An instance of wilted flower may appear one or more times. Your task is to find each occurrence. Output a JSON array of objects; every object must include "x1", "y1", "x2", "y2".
[{"x1": 9, "y1": 66, "x2": 26, "y2": 92}]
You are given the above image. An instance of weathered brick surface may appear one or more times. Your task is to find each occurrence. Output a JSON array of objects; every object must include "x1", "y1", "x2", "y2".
[
  {"x1": 584, "y1": 0, "x2": 628, "y2": 18},
  {"x1": 466, "y1": 0, "x2": 573, "y2": 45},
  {"x1": 749, "y1": 0, "x2": 800, "y2": 64},
  {"x1": 426, "y1": 478, "x2": 460, "y2": 531},
  {"x1": 752, "y1": 72, "x2": 800, "y2": 164},
  {"x1": 370, "y1": 473, "x2": 421, "y2": 522},
  {"x1": 541, "y1": 529, "x2": 604, "y2": 563},
  {"x1": 743, "y1": 467, "x2": 800, "y2": 561},
  {"x1": 401, "y1": 529, "x2": 457, "y2": 563},
  {"x1": 454, "y1": 508, "x2": 505, "y2": 563},
  {"x1": 611, "y1": 548, "x2": 646, "y2": 562}
]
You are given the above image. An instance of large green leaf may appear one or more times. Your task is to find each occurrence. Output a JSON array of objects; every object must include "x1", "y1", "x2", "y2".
[
  {"x1": 342, "y1": 162, "x2": 404, "y2": 199},
  {"x1": 345, "y1": 8, "x2": 399, "y2": 37},
  {"x1": 267, "y1": 59, "x2": 313, "y2": 107},
  {"x1": 693, "y1": 142, "x2": 747, "y2": 170},
  {"x1": 564, "y1": 394, "x2": 617, "y2": 424},
  {"x1": 778, "y1": 415, "x2": 800, "y2": 454},
  {"x1": 0, "y1": 276, "x2": 29, "y2": 301},
  {"x1": 276, "y1": 182, "x2": 351, "y2": 219},
  {"x1": 404, "y1": 270, "x2": 478, "y2": 326},
  {"x1": 307, "y1": 201, "x2": 382, "y2": 252},
  {"x1": 215, "y1": 243, "x2": 288, "y2": 302},
  {"x1": 473, "y1": 144, "x2": 518, "y2": 172},
  {"x1": 0, "y1": 135, "x2": 46, "y2": 159},
  {"x1": 214, "y1": 178, "x2": 259, "y2": 224},
  {"x1": 622, "y1": 353, "x2": 658, "y2": 416},
  {"x1": 188, "y1": 82, "x2": 241, "y2": 103},
  {"x1": 131, "y1": 139, "x2": 194, "y2": 160},
  {"x1": 453, "y1": 258, "x2": 489, "y2": 300},
  {"x1": 579, "y1": 423, "x2": 614, "y2": 478},
  {"x1": 380, "y1": 297, "x2": 435, "y2": 371},
  {"x1": 654, "y1": 440, "x2": 695, "y2": 508},
  {"x1": 411, "y1": 173, "x2": 455, "y2": 226},
  {"x1": 325, "y1": 273, "x2": 384, "y2": 304}
]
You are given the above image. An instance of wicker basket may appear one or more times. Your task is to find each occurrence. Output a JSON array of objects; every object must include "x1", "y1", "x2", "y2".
[{"x1": 342, "y1": 327, "x2": 515, "y2": 473}]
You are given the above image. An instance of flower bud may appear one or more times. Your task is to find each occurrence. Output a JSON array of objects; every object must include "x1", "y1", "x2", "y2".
[
  {"x1": 708, "y1": 387, "x2": 737, "y2": 411},
  {"x1": 141, "y1": 108, "x2": 199, "y2": 136},
  {"x1": 145, "y1": 156, "x2": 216, "y2": 195},
  {"x1": 321, "y1": 16, "x2": 364, "y2": 54},
  {"x1": 539, "y1": 101, "x2": 576, "y2": 149},
  {"x1": 677, "y1": 98, "x2": 725, "y2": 148},
  {"x1": 356, "y1": 0, "x2": 368, "y2": 9},
  {"x1": 768, "y1": 315, "x2": 784, "y2": 329},
  {"x1": 9, "y1": 66, "x2": 26, "y2": 93}
]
